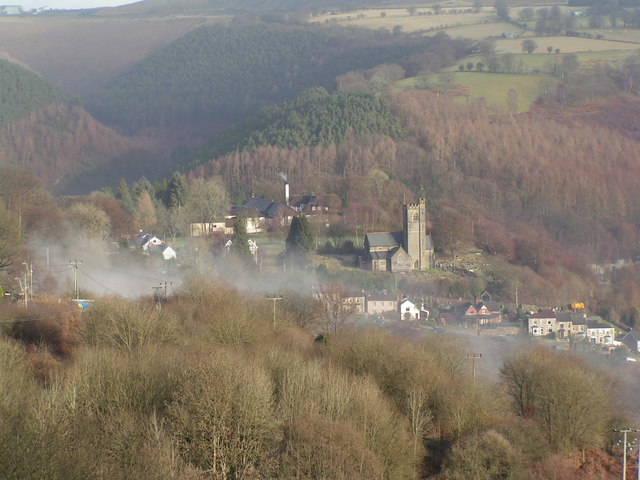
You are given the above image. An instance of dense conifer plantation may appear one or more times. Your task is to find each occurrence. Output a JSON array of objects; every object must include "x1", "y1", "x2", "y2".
[
  {"x1": 188, "y1": 87, "x2": 406, "y2": 168},
  {"x1": 86, "y1": 23, "x2": 469, "y2": 133}
]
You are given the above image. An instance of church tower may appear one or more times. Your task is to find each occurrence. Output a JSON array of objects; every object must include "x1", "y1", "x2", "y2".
[{"x1": 403, "y1": 198, "x2": 432, "y2": 270}]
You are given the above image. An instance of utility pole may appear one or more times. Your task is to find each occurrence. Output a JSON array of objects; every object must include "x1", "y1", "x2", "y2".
[
  {"x1": 614, "y1": 428, "x2": 640, "y2": 480},
  {"x1": 68, "y1": 260, "x2": 82, "y2": 300},
  {"x1": 152, "y1": 281, "x2": 172, "y2": 309},
  {"x1": 21, "y1": 262, "x2": 33, "y2": 307},
  {"x1": 152, "y1": 285, "x2": 163, "y2": 309},
  {"x1": 468, "y1": 353, "x2": 482, "y2": 387},
  {"x1": 268, "y1": 295, "x2": 283, "y2": 330}
]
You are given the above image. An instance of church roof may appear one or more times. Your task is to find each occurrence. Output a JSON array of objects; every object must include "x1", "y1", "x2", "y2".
[
  {"x1": 370, "y1": 251, "x2": 390, "y2": 260},
  {"x1": 366, "y1": 232, "x2": 402, "y2": 248}
]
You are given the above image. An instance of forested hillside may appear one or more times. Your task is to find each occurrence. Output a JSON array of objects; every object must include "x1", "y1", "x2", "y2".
[
  {"x1": 190, "y1": 90, "x2": 640, "y2": 303},
  {"x1": 0, "y1": 59, "x2": 171, "y2": 193},
  {"x1": 86, "y1": 23, "x2": 469, "y2": 133},
  {"x1": 0, "y1": 59, "x2": 66, "y2": 125},
  {"x1": 189, "y1": 87, "x2": 406, "y2": 168}
]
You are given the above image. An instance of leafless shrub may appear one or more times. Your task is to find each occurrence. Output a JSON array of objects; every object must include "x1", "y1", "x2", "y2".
[
  {"x1": 167, "y1": 350, "x2": 281, "y2": 479},
  {"x1": 282, "y1": 417, "x2": 384, "y2": 480},
  {"x1": 84, "y1": 296, "x2": 177, "y2": 351},
  {"x1": 1, "y1": 302, "x2": 83, "y2": 357}
]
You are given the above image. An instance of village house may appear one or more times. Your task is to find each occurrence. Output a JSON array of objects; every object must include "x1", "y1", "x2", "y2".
[
  {"x1": 129, "y1": 232, "x2": 178, "y2": 261},
  {"x1": 364, "y1": 199, "x2": 435, "y2": 272},
  {"x1": 342, "y1": 291, "x2": 366, "y2": 314},
  {"x1": 189, "y1": 221, "x2": 232, "y2": 236},
  {"x1": 440, "y1": 300, "x2": 503, "y2": 327},
  {"x1": 399, "y1": 298, "x2": 421, "y2": 321},
  {"x1": 236, "y1": 197, "x2": 297, "y2": 233},
  {"x1": 224, "y1": 238, "x2": 259, "y2": 262},
  {"x1": 585, "y1": 322, "x2": 615, "y2": 345},
  {"x1": 527, "y1": 310, "x2": 615, "y2": 344},
  {"x1": 290, "y1": 193, "x2": 342, "y2": 218},
  {"x1": 527, "y1": 309, "x2": 557, "y2": 336},
  {"x1": 149, "y1": 244, "x2": 177, "y2": 261},
  {"x1": 131, "y1": 233, "x2": 163, "y2": 252},
  {"x1": 367, "y1": 293, "x2": 398, "y2": 316}
]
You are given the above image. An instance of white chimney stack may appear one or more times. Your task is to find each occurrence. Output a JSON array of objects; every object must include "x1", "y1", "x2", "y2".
[{"x1": 285, "y1": 181, "x2": 290, "y2": 205}]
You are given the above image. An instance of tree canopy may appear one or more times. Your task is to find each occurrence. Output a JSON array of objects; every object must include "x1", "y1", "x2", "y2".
[
  {"x1": 86, "y1": 23, "x2": 470, "y2": 134},
  {"x1": 189, "y1": 87, "x2": 406, "y2": 168},
  {"x1": 0, "y1": 59, "x2": 66, "y2": 126}
]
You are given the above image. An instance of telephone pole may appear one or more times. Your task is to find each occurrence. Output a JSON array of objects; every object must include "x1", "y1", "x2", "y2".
[
  {"x1": 68, "y1": 260, "x2": 82, "y2": 300},
  {"x1": 468, "y1": 353, "x2": 482, "y2": 387},
  {"x1": 152, "y1": 282, "x2": 172, "y2": 309},
  {"x1": 614, "y1": 428, "x2": 640, "y2": 480},
  {"x1": 22, "y1": 262, "x2": 32, "y2": 307},
  {"x1": 268, "y1": 295, "x2": 283, "y2": 330}
]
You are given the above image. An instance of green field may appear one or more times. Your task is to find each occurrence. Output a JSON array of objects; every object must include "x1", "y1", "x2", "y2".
[
  {"x1": 314, "y1": 8, "x2": 487, "y2": 33},
  {"x1": 395, "y1": 71, "x2": 548, "y2": 112},
  {"x1": 495, "y1": 36, "x2": 640, "y2": 54},
  {"x1": 443, "y1": 21, "x2": 525, "y2": 40},
  {"x1": 450, "y1": 72, "x2": 548, "y2": 112}
]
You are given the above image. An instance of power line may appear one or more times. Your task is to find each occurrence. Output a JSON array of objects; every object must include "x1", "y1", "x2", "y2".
[{"x1": 77, "y1": 267, "x2": 120, "y2": 296}]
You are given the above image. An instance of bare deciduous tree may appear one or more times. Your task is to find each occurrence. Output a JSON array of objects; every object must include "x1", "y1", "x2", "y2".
[{"x1": 316, "y1": 283, "x2": 357, "y2": 334}]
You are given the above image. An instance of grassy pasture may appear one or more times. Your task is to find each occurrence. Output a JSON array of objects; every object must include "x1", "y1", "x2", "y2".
[
  {"x1": 0, "y1": 16, "x2": 221, "y2": 95},
  {"x1": 495, "y1": 36, "x2": 640, "y2": 54},
  {"x1": 579, "y1": 29, "x2": 640, "y2": 44},
  {"x1": 395, "y1": 72, "x2": 548, "y2": 112},
  {"x1": 314, "y1": 9, "x2": 488, "y2": 33},
  {"x1": 450, "y1": 72, "x2": 548, "y2": 112},
  {"x1": 443, "y1": 21, "x2": 525, "y2": 40}
]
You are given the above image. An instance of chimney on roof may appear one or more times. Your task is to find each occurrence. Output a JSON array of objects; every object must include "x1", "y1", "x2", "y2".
[{"x1": 285, "y1": 181, "x2": 290, "y2": 206}]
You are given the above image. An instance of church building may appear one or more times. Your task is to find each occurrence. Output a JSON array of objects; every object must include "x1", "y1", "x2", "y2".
[{"x1": 364, "y1": 199, "x2": 435, "y2": 272}]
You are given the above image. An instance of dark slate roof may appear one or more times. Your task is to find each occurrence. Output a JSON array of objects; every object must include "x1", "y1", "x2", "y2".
[
  {"x1": 390, "y1": 247, "x2": 409, "y2": 259},
  {"x1": 370, "y1": 251, "x2": 390, "y2": 261},
  {"x1": 556, "y1": 312, "x2": 583, "y2": 323},
  {"x1": 243, "y1": 197, "x2": 274, "y2": 216},
  {"x1": 483, "y1": 301, "x2": 502, "y2": 312},
  {"x1": 622, "y1": 331, "x2": 640, "y2": 341},
  {"x1": 586, "y1": 322, "x2": 614, "y2": 330},
  {"x1": 528, "y1": 309, "x2": 556, "y2": 319},
  {"x1": 267, "y1": 202, "x2": 297, "y2": 219},
  {"x1": 368, "y1": 293, "x2": 397, "y2": 301},
  {"x1": 366, "y1": 232, "x2": 402, "y2": 248}
]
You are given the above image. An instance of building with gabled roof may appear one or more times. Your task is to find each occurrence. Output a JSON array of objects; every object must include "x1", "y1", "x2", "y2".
[
  {"x1": 364, "y1": 199, "x2": 435, "y2": 272},
  {"x1": 621, "y1": 331, "x2": 640, "y2": 353}
]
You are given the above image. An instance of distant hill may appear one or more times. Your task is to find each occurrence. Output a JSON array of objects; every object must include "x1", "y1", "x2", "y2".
[
  {"x1": 0, "y1": 16, "x2": 208, "y2": 95},
  {"x1": 188, "y1": 87, "x2": 406, "y2": 168},
  {"x1": 0, "y1": 59, "x2": 66, "y2": 125},
  {"x1": 0, "y1": 58, "x2": 169, "y2": 194},
  {"x1": 85, "y1": 23, "x2": 468, "y2": 134},
  {"x1": 109, "y1": 0, "x2": 403, "y2": 15}
]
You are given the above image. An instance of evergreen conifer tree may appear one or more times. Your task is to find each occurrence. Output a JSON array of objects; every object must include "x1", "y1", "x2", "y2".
[
  {"x1": 116, "y1": 178, "x2": 135, "y2": 214},
  {"x1": 286, "y1": 215, "x2": 314, "y2": 266},
  {"x1": 168, "y1": 173, "x2": 188, "y2": 209},
  {"x1": 232, "y1": 215, "x2": 253, "y2": 266}
]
